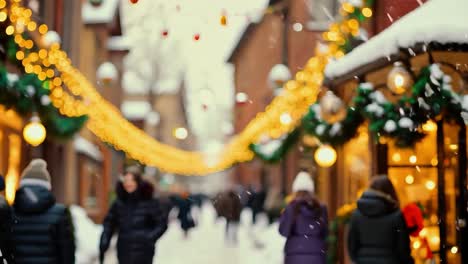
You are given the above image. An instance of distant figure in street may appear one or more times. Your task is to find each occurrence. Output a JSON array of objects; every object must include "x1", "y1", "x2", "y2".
[
  {"x1": 0, "y1": 175, "x2": 12, "y2": 263},
  {"x1": 246, "y1": 184, "x2": 266, "y2": 225},
  {"x1": 100, "y1": 166, "x2": 168, "y2": 264},
  {"x1": 11, "y1": 159, "x2": 76, "y2": 264},
  {"x1": 214, "y1": 189, "x2": 242, "y2": 245},
  {"x1": 279, "y1": 171, "x2": 328, "y2": 264},
  {"x1": 348, "y1": 175, "x2": 414, "y2": 264},
  {"x1": 170, "y1": 191, "x2": 196, "y2": 238}
]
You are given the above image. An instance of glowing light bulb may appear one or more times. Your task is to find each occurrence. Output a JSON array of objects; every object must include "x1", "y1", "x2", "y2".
[
  {"x1": 23, "y1": 115, "x2": 46, "y2": 146},
  {"x1": 425, "y1": 180, "x2": 436, "y2": 190},
  {"x1": 405, "y1": 175, "x2": 414, "y2": 185},
  {"x1": 280, "y1": 113, "x2": 292, "y2": 125},
  {"x1": 409, "y1": 155, "x2": 417, "y2": 164},
  {"x1": 314, "y1": 145, "x2": 337, "y2": 168},
  {"x1": 392, "y1": 153, "x2": 401, "y2": 162},
  {"x1": 173, "y1": 127, "x2": 188, "y2": 140}
]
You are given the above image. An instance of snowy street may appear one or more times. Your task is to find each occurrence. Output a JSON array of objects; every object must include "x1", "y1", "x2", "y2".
[{"x1": 95, "y1": 204, "x2": 285, "y2": 264}]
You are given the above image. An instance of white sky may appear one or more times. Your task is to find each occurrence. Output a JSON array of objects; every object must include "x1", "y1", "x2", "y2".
[{"x1": 120, "y1": 0, "x2": 269, "y2": 150}]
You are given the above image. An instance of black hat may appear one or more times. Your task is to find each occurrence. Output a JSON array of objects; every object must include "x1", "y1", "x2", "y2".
[{"x1": 0, "y1": 174, "x2": 5, "y2": 191}]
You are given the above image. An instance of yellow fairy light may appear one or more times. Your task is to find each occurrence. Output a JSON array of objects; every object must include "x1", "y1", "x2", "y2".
[
  {"x1": 38, "y1": 49, "x2": 47, "y2": 59},
  {"x1": 342, "y1": 2, "x2": 355, "y2": 13},
  {"x1": 362, "y1": 7, "x2": 373, "y2": 18},
  {"x1": 15, "y1": 50, "x2": 24, "y2": 60},
  {"x1": 24, "y1": 39, "x2": 34, "y2": 49},
  {"x1": 0, "y1": 11, "x2": 7, "y2": 22},
  {"x1": 38, "y1": 24, "x2": 48, "y2": 34},
  {"x1": 23, "y1": 115, "x2": 46, "y2": 147},
  {"x1": 0, "y1": 0, "x2": 6, "y2": 9},
  {"x1": 6, "y1": 25, "x2": 14, "y2": 35},
  {"x1": 405, "y1": 174, "x2": 414, "y2": 185},
  {"x1": 425, "y1": 180, "x2": 436, "y2": 190},
  {"x1": 46, "y1": 69, "x2": 55, "y2": 78},
  {"x1": 27, "y1": 21, "x2": 36, "y2": 31},
  {"x1": 347, "y1": 19, "x2": 359, "y2": 30},
  {"x1": 409, "y1": 155, "x2": 417, "y2": 164}
]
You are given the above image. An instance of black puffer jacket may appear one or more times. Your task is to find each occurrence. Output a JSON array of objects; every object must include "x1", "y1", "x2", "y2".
[
  {"x1": 11, "y1": 185, "x2": 76, "y2": 264},
  {"x1": 100, "y1": 181, "x2": 168, "y2": 264},
  {"x1": 0, "y1": 195, "x2": 12, "y2": 263},
  {"x1": 348, "y1": 190, "x2": 414, "y2": 264}
]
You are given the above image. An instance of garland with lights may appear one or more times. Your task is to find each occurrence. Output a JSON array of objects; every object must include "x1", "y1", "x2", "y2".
[
  {"x1": 249, "y1": 129, "x2": 300, "y2": 163},
  {"x1": 251, "y1": 0, "x2": 375, "y2": 162},
  {"x1": 0, "y1": 67, "x2": 87, "y2": 139},
  {"x1": 306, "y1": 63, "x2": 468, "y2": 148},
  {"x1": 2, "y1": 0, "x2": 375, "y2": 174}
]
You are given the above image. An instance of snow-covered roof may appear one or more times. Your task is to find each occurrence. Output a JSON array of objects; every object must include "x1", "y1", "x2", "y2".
[
  {"x1": 325, "y1": 0, "x2": 468, "y2": 79},
  {"x1": 74, "y1": 137, "x2": 103, "y2": 161},
  {"x1": 121, "y1": 100, "x2": 151, "y2": 120},
  {"x1": 82, "y1": 0, "x2": 119, "y2": 24}
]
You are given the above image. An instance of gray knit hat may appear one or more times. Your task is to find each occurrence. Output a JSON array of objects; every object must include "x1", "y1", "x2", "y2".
[{"x1": 20, "y1": 159, "x2": 52, "y2": 190}]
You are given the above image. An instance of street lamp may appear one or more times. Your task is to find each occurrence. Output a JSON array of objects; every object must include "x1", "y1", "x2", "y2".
[
  {"x1": 314, "y1": 145, "x2": 337, "y2": 168},
  {"x1": 23, "y1": 114, "x2": 46, "y2": 147},
  {"x1": 387, "y1": 62, "x2": 413, "y2": 95}
]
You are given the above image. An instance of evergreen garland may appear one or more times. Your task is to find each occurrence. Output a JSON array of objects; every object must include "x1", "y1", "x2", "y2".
[{"x1": 0, "y1": 67, "x2": 87, "y2": 139}]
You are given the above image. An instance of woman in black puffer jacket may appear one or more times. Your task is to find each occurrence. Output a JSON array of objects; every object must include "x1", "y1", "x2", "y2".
[
  {"x1": 348, "y1": 175, "x2": 414, "y2": 264},
  {"x1": 99, "y1": 166, "x2": 168, "y2": 264}
]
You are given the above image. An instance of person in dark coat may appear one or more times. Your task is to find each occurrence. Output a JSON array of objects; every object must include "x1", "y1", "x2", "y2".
[
  {"x1": 100, "y1": 166, "x2": 168, "y2": 264},
  {"x1": 279, "y1": 171, "x2": 327, "y2": 264},
  {"x1": 214, "y1": 189, "x2": 242, "y2": 245},
  {"x1": 246, "y1": 184, "x2": 266, "y2": 225},
  {"x1": 170, "y1": 192, "x2": 196, "y2": 237},
  {"x1": 11, "y1": 159, "x2": 76, "y2": 264},
  {"x1": 348, "y1": 175, "x2": 414, "y2": 264},
  {"x1": 0, "y1": 175, "x2": 12, "y2": 263}
]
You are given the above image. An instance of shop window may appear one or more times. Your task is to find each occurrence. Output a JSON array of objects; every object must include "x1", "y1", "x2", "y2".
[
  {"x1": 342, "y1": 125, "x2": 370, "y2": 204},
  {"x1": 387, "y1": 123, "x2": 461, "y2": 263}
]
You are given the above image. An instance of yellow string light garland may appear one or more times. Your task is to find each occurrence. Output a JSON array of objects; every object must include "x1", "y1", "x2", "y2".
[{"x1": 5, "y1": 1, "x2": 365, "y2": 175}]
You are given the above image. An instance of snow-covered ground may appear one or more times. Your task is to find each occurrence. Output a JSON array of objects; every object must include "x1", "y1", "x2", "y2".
[
  {"x1": 74, "y1": 203, "x2": 286, "y2": 264},
  {"x1": 156, "y1": 203, "x2": 285, "y2": 264}
]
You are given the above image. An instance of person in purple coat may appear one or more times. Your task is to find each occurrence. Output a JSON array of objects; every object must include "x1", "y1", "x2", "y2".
[{"x1": 279, "y1": 171, "x2": 328, "y2": 264}]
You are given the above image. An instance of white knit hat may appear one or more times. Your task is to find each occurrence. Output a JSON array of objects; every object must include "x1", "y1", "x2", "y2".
[
  {"x1": 20, "y1": 159, "x2": 52, "y2": 190},
  {"x1": 292, "y1": 171, "x2": 315, "y2": 193}
]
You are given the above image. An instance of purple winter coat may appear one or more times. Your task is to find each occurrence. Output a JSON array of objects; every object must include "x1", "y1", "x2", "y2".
[{"x1": 279, "y1": 200, "x2": 328, "y2": 264}]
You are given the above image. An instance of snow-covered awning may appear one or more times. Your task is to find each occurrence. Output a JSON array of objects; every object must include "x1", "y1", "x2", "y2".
[
  {"x1": 121, "y1": 100, "x2": 151, "y2": 120},
  {"x1": 82, "y1": 0, "x2": 119, "y2": 24},
  {"x1": 325, "y1": 0, "x2": 468, "y2": 79},
  {"x1": 74, "y1": 137, "x2": 103, "y2": 161}
]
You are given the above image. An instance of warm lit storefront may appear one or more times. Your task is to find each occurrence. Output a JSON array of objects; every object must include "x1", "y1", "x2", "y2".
[
  {"x1": 307, "y1": 1, "x2": 468, "y2": 263},
  {"x1": 0, "y1": 106, "x2": 23, "y2": 204}
]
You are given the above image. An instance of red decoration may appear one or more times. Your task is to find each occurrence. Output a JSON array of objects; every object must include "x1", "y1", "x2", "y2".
[
  {"x1": 162, "y1": 30, "x2": 169, "y2": 38},
  {"x1": 402, "y1": 203, "x2": 424, "y2": 237},
  {"x1": 193, "y1": 33, "x2": 200, "y2": 41},
  {"x1": 130, "y1": 0, "x2": 138, "y2": 4}
]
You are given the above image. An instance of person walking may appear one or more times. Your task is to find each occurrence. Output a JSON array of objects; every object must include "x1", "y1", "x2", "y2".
[
  {"x1": 11, "y1": 159, "x2": 76, "y2": 264},
  {"x1": 214, "y1": 189, "x2": 242, "y2": 245},
  {"x1": 348, "y1": 175, "x2": 414, "y2": 264},
  {"x1": 99, "y1": 166, "x2": 168, "y2": 264},
  {"x1": 279, "y1": 171, "x2": 328, "y2": 264},
  {"x1": 0, "y1": 175, "x2": 12, "y2": 263}
]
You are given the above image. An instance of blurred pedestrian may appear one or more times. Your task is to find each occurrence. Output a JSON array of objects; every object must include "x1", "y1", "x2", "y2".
[
  {"x1": 99, "y1": 166, "x2": 168, "y2": 264},
  {"x1": 264, "y1": 186, "x2": 284, "y2": 224},
  {"x1": 11, "y1": 159, "x2": 75, "y2": 263},
  {"x1": 170, "y1": 190, "x2": 196, "y2": 238},
  {"x1": 214, "y1": 189, "x2": 242, "y2": 245},
  {"x1": 348, "y1": 175, "x2": 414, "y2": 264},
  {"x1": 0, "y1": 175, "x2": 12, "y2": 263},
  {"x1": 279, "y1": 171, "x2": 327, "y2": 264},
  {"x1": 246, "y1": 184, "x2": 266, "y2": 225}
]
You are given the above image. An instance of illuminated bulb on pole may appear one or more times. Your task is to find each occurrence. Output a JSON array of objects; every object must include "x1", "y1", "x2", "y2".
[
  {"x1": 314, "y1": 145, "x2": 337, "y2": 168},
  {"x1": 23, "y1": 115, "x2": 46, "y2": 147},
  {"x1": 387, "y1": 62, "x2": 413, "y2": 95}
]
